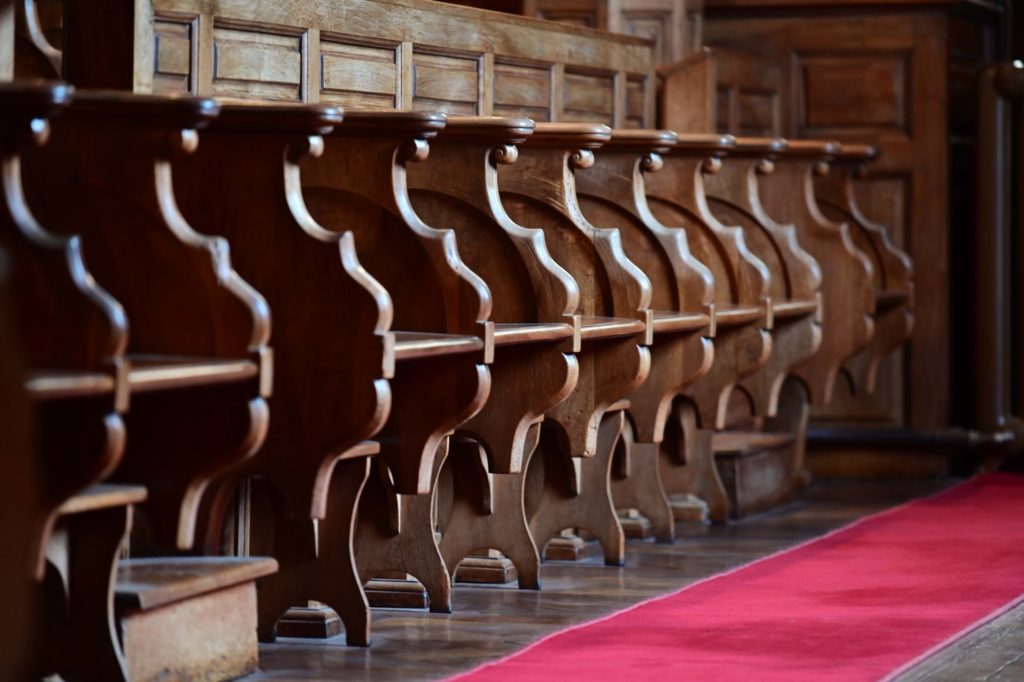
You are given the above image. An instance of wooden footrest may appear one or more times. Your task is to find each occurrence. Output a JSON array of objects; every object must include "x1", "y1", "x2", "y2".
[
  {"x1": 116, "y1": 556, "x2": 278, "y2": 682},
  {"x1": 713, "y1": 431, "x2": 799, "y2": 520}
]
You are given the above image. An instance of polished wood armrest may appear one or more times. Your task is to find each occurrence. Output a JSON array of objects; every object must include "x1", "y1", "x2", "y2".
[
  {"x1": 772, "y1": 299, "x2": 819, "y2": 319},
  {"x1": 525, "y1": 122, "x2": 612, "y2": 148},
  {"x1": 714, "y1": 305, "x2": 763, "y2": 328},
  {"x1": 650, "y1": 310, "x2": 712, "y2": 334},
  {"x1": 25, "y1": 370, "x2": 116, "y2": 400},
  {"x1": 125, "y1": 355, "x2": 258, "y2": 393},
  {"x1": 578, "y1": 316, "x2": 647, "y2": 341},
  {"x1": 391, "y1": 332, "x2": 484, "y2": 361},
  {"x1": 493, "y1": 322, "x2": 575, "y2": 346},
  {"x1": 57, "y1": 484, "x2": 147, "y2": 516},
  {"x1": 876, "y1": 288, "x2": 910, "y2": 310},
  {"x1": 326, "y1": 110, "x2": 446, "y2": 138}
]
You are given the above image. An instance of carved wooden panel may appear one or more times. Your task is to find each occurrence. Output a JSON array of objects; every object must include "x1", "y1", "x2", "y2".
[
  {"x1": 319, "y1": 37, "x2": 401, "y2": 109},
  {"x1": 152, "y1": 17, "x2": 194, "y2": 94},
  {"x1": 63, "y1": 0, "x2": 653, "y2": 126},
  {"x1": 524, "y1": 0, "x2": 605, "y2": 28},
  {"x1": 797, "y1": 53, "x2": 908, "y2": 135},
  {"x1": 412, "y1": 50, "x2": 481, "y2": 115},
  {"x1": 493, "y1": 60, "x2": 552, "y2": 121},
  {"x1": 211, "y1": 25, "x2": 305, "y2": 102}
]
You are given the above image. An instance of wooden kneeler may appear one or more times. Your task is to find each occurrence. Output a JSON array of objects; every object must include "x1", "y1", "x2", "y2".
[
  {"x1": 500, "y1": 123, "x2": 653, "y2": 566},
  {"x1": 703, "y1": 137, "x2": 824, "y2": 516},
  {"x1": 645, "y1": 136, "x2": 773, "y2": 522},
  {"x1": 169, "y1": 104, "x2": 393, "y2": 646},
  {"x1": 814, "y1": 144, "x2": 913, "y2": 399},
  {"x1": 301, "y1": 112, "x2": 492, "y2": 614},
  {"x1": 575, "y1": 130, "x2": 715, "y2": 542},
  {"x1": 18, "y1": 91, "x2": 278, "y2": 680},
  {"x1": 407, "y1": 117, "x2": 581, "y2": 589}
]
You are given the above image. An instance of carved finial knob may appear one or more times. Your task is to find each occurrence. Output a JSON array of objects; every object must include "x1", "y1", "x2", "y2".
[
  {"x1": 491, "y1": 144, "x2": 519, "y2": 166},
  {"x1": 641, "y1": 153, "x2": 663, "y2": 173},
  {"x1": 756, "y1": 158, "x2": 775, "y2": 175},
  {"x1": 180, "y1": 129, "x2": 199, "y2": 154},
  {"x1": 813, "y1": 161, "x2": 830, "y2": 177},
  {"x1": 702, "y1": 156, "x2": 722, "y2": 175},
  {"x1": 160, "y1": 128, "x2": 199, "y2": 159},
  {"x1": 287, "y1": 135, "x2": 325, "y2": 164},
  {"x1": 400, "y1": 138, "x2": 430, "y2": 163},
  {"x1": 570, "y1": 149, "x2": 595, "y2": 170},
  {"x1": 29, "y1": 118, "x2": 50, "y2": 146}
]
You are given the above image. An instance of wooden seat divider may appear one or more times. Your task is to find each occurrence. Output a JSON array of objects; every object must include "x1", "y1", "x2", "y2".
[
  {"x1": 499, "y1": 123, "x2": 653, "y2": 566},
  {"x1": 0, "y1": 82, "x2": 144, "y2": 681},
  {"x1": 574, "y1": 129, "x2": 716, "y2": 542},
  {"x1": 16, "y1": 89, "x2": 278, "y2": 681},
  {"x1": 813, "y1": 144, "x2": 913, "y2": 400},
  {"x1": 299, "y1": 111, "x2": 493, "y2": 614},
  {"x1": 405, "y1": 116, "x2": 582, "y2": 589},
  {"x1": 643, "y1": 134, "x2": 774, "y2": 522},
  {"x1": 166, "y1": 103, "x2": 394, "y2": 646},
  {"x1": 701, "y1": 136, "x2": 824, "y2": 516}
]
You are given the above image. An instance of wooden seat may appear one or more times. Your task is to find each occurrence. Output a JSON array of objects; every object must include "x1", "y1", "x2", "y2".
[
  {"x1": 300, "y1": 111, "x2": 493, "y2": 616},
  {"x1": 814, "y1": 144, "x2": 914, "y2": 398},
  {"x1": 644, "y1": 134, "x2": 774, "y2": 522},
  {"x1": 406, "y1": 116, "x2": 581, "y2": 592},
  {"x1": 499, "y1": 123, "x2": 653, "y2": 566},
  {"x1": 575, "y1": 128, "x2": 716, "y2": 543},
  {"x1": 168, "y1": 103, "x2": 394, "y2": 646}
]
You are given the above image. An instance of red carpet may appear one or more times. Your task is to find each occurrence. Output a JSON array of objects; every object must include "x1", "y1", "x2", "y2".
[{"x1": 450, "y1": 474, "x2": 1024, "y2": 682}]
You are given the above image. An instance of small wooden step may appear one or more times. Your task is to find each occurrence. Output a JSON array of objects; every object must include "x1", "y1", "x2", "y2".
[
  {"x1": 391, "y1": 331, "x2": 483, "y2": 361},
  {"x1": 713, "y1": 431, "x2": 798, "y2": 520},
  {"x1": 364, "y1": 578, "x2": 429, "y2": 610},
  {"x1": 116, "y1": 556, "x2": 277, "y2": 682}
]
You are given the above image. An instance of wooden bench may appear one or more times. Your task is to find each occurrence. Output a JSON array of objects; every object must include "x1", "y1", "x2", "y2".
[
  {"x1": 167, "y1": 103, "x2": 394, "y2": 645},
  {"x1": 301, "y1": 112, "x2": 493, "y2": 615},
  {"x1": 702, "y1": 136, "x2": 823, "y2": 516},
  {"x1": 644, "y1": 135, "x2": 774, "y2": 522},
  {"x1": 501, "y1": 123, "x2": 653, "y2": 566},
  {"x1": 575, "y1": 129, "x2": 715, "y2": 541},
  {"x1": 13, "y1": 87, "x2": 278, "y2": 680},
  {"x1": 407, "y1": 116, "x2": 581, "y2": 588}
]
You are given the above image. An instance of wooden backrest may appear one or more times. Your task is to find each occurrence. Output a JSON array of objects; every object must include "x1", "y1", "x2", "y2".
[
  {"x1": 405, "y1": 117, "x2": 580, "y2": 328},
  {"x1": 575, "y1": 130, "x2": 714, "y2": 318},
  {"x1": 703, "y1": 138, "x2": 821, "y2": 305},
  {"x1": 171, "y1": 104, "x2": 394, "y2": 523},
  {"x1": 645, "y1": 135, "x2": 771, "y2": 313},
  {"x1": 62, "y1": 0, "x2": 656, "y2": 128}
]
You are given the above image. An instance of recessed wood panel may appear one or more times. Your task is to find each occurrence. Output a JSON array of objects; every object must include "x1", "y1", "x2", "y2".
[
  {"x1": 563, "y1": 70, "x2": 614, "y2": 124},
  {"x1": 153, "y1": 19, "x2": 193, "y2": 94},
  {"x1": 622, "y1": 12, "x2": 671, "y2": 66},
  {"x1": 319, "y1": 39, "x2": 398, "y2": 109},
  {"x1": 493, "y1": 61, "x2": 551, "y2": 121},
  {"x1": 212, "y1": 26, "x2": 303, "y2": 101},
  {"x1": 625, "y1": 77, "x2": 646, "y2": 129},
  {"x1": 737, "y1": 89, "x2": 777, "y2": 137},
  {"x1": 799, "y1": 54, "x2": 907, "y2": 132},
  {"x1": 715, "y1": 84, "x2": 731, "y2": 133},
  {"x1": 412, "y1": 51, "x2": 479, "y2": 115}
]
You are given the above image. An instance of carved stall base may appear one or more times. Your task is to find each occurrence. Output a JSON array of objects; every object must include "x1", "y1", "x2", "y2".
[
  {"x1": 453, "y1": 554, "x2": 519, "y2": 585},
  {"x1": 610, "y1": 427, "x2": 675, "y2": 543},
  {"x1": 275, "y1": 603, "x2": 344, "y2": 639},
  {"x1": 658, "y1": 401, "x2": 730, "y2": 524},
  {"x1": 543, "y1": 533, "x2": 591, "y2": 562},
  {"x1": 528, "y1": 410, "x2": 628, "y2": 567}
]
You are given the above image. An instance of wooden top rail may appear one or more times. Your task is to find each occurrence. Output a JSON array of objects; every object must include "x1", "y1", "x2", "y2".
[{"x1": 63, "y1": 0, "x2": 656, "y2": 128}]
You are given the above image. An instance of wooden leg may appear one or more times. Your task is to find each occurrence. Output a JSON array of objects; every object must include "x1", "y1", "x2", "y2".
[
  {"x1": 765, "y1": 378, "x2": 812, "y2": 490},
  {"x1": 658, "y1": 400, "x2": 730, "y2": 524},
  {"x1": 61, "y1": 505, "x2": 131, "y2": 682},
  {"x1": 356, "y1": 454, "x2": 452, "y2": 614},
  {"x1": 610, "y1": 421, "x2": 675, "y2": 543},
  {"x1": 253, "y1": 457, "x2": 373, "y2": 646},
  {"x1": 527, "y1": 412, "x2": 626, "y2": 567},
  {"x1": 438, "y1": 434, "x2": 541, "y2": 590}
]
